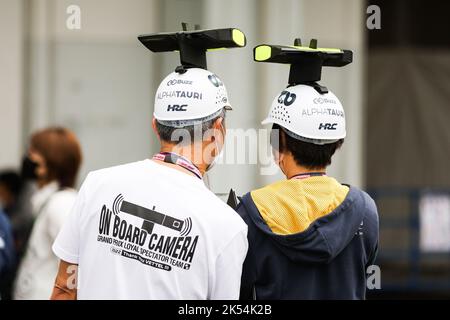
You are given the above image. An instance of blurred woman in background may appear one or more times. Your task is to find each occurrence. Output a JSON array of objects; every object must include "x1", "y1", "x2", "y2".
[{"x1": 13, "y1": 127, "x2": 82, "y2": 300}]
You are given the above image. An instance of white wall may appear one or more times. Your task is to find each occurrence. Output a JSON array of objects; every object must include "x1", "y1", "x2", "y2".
[
  {"x1": 301, "y1": 0, "x2": 366, "y2": 187},
  {"x1": 26, "y1": 0, "x2": 161, "y2": 184},
  {"x1": 203, "y1": 0, "x2": 261, "y2": 195},
  {"x1": 0, "y1": 0, "x2": 24, "y2": 169}
]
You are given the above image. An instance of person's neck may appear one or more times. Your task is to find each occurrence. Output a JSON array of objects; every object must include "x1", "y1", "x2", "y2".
[
  {"x1": 37, "y1": 179, "x2": 53, "y2": 189},
  {"x1": 159, "y1": 144, "x2": 208, "y2": 177},
  {"x1": 283, "y1": 157, "x2": 326, "y2": 180}
]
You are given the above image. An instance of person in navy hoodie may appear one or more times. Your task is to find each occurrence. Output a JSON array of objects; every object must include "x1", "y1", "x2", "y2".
[
  {"x1": 237, "y1": 42, "x2": 379, "y2": 300},
  {"x1": 0, "y1": 208, "x2": 14, "y2": 300}
]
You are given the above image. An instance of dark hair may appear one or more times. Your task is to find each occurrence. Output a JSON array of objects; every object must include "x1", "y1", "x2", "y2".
[
  {"x1": 0, "y1": 170, "x2": 23, "y2": 198},
  {"x1": 30, "y1": 127, "x2": 82, "y2": 188},
  {"x1": 155, "y1": 110, "x2": 226, "y2": 145},
  {"x1": 271, "y1": 124, "x2": 344, "y2": 169}
]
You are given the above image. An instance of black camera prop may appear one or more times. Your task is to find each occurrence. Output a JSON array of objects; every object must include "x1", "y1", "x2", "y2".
[
  {"x1": 226, "y1": 189, "x2": 240, "y2": 210},
  {"x1": 138, "y1": 22, "x2": 246, "y2": 71},
  {"x1": 113, "y1": 194, "x2": 192, "y2": 237},
  {"x1": 254, "y1": 38, "x2": 353, "y2": 93}
]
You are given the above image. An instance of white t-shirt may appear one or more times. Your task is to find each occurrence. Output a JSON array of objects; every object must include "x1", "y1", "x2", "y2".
[
  {"x1": 14, "y1": 182, "x2": 77, "y2": 300},
  {"x1": 53, "y1": 159, "x2": 248, "y2": 300}
]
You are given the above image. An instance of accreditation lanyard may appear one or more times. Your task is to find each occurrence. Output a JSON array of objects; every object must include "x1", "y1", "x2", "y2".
[
  {"x1": 290, "y1": 172, "x2": 326, "y2": 180},
  {"x1": 152, "y1": 152, "x2": 202, "y2": 180}
]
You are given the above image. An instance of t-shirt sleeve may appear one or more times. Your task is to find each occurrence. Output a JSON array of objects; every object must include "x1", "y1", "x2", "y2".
[
  {"x1": 52, "y1": 175, "x2": 90, "y2": 264},
  {"x1": 209, "y1": 228, "x2": 248, "y2": 300}
]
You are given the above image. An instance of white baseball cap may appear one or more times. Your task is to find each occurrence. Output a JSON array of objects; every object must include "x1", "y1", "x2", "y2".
[
  {"x1": 154, "y1": 68, "x2": 231, "y2": 126},
  {"x1": 262, "y1": 84, "x2": 346, "y2": 144}
]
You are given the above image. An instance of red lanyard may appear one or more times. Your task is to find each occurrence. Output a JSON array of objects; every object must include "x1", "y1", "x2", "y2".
[
  {"x1": 152, "y1": 152, "x2": 202, "y2": 180},
  {"x1": 290, "y1": 172, "x2": 326, "y2": 180}
]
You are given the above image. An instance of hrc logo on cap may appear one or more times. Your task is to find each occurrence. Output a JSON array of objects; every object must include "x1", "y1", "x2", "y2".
[
  {"x1": 167, "y1": 104, "x2": 188, "y2": 112},
  {"x1": 318, "y1": 123, "x2": 337, "y2": 130}
]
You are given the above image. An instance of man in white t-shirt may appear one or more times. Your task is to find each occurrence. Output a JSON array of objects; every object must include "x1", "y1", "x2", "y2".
[{"x1": 51, "y1": 62, "x2": 248, "y2": 299}]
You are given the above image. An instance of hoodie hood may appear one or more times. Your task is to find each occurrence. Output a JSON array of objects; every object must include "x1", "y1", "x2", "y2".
[{"x1": 240, "y1": 180, "x2": 368, "y2": 264}]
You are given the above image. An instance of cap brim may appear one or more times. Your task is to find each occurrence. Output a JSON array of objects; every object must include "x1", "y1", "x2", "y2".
[{"x1": 261, "y1": 117, "x2": 273, "y2": 125}]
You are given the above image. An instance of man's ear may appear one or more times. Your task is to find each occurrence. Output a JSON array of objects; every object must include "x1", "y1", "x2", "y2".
[
  {"x1": 278, "y1": 151, "x2": 285, "y2": 164},
  {"x1": 152, "y1": 118, "x2": 160, "y2": 139},
  {"x1": 212, "y1": 117, "x2": 225, "y2": 135},
  {"x1": 273, "y1": 147, "x2": 284, "y2": 165},
  {"x1": 211, "y1": 117, "x2": 225, "y2": 145}
]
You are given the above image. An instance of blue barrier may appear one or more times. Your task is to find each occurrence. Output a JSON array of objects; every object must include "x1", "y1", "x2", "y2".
[{"x1": 368, "y1": 187, "x2": 450, "y2": 293}]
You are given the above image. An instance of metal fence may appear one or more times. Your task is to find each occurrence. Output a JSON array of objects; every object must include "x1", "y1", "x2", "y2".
[{"x1": 368, "y1": 187, "x2": 450, "y2": 293}]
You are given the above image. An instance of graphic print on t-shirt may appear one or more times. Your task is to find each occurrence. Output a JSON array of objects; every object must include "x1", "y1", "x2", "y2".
[{"x1": 96, "y1": 194, "x2": 199, "y2": 272}]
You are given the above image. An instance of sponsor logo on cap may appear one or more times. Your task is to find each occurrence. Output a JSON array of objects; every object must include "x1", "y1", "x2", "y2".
[
  {"x1": 302, "y1": 108, "x2": 344, "y2": 118},
  {"x1": 278, "y1": 91, "x2": 296, "y2": 106},
  {"x1": 208, "y1": 74, "x2": 223, "y2": 87},
  {"x1": 157, "y1": 91, "x2": 203, "y2": 100},
  {"x1": 313, "y1": 97, "x2": 337, "y2": 105},
  {"x1": 318, "y1": 123, "x2": 338, "y2": 130},
  {"x1": 167, "y1": 79, "x2": 193, "y2": 86},
  {"x1": 167, "y1": 104, "x2": 188, "y2": 112}
]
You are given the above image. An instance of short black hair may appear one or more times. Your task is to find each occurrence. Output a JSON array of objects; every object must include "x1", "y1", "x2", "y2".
[
  {"x1": 156, "y1": 110, "x2": 226, "y2": 145},
  {"x1": 271, "y1": 124, "x2": 344, "y2": 169},
  {"x1": 0, "y1": 170, "x2": 23, "y2": 197}
]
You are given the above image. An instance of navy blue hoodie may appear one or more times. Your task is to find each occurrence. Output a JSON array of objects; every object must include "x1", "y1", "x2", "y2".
[
  {"x1": 0, "y1": 210, "x2": 14, "y2": 278},
  {"x1": 237, "y1": 178, "x2": 379, "y2": 300}
]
